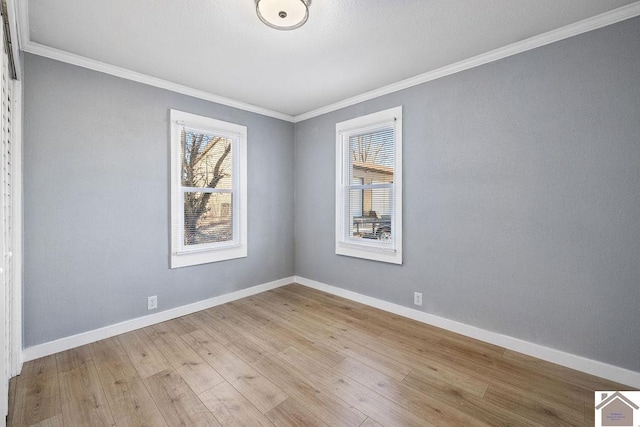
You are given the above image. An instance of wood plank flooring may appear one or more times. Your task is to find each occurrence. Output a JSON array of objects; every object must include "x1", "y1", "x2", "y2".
[{"x1": 8, "y1": 284, "x2": 631, "y2": 426}]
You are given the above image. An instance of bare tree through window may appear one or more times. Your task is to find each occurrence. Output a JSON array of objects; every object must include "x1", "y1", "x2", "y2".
[{"x1": 351, "y1": 133, "x2": 392, "y2": 165}]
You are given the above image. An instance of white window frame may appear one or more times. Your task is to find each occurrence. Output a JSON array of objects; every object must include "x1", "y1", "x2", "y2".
[
  {"x1": 170, "y1": 110, "x2": 247, "y2": 268},
  {"x1": 335, "y1": 106, "x2": 403, "y2": 265}
]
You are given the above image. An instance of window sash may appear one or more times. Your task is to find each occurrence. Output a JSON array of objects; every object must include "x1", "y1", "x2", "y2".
[
  {"x1": 343, "y1": 183, "x2": 395, "y2": 248},
  {"x1": 343, "y1": 184, "x2": 395, "y2": 239},
  {"x1": 177, "y1": 190, "x2": 238, "y2": 254}
]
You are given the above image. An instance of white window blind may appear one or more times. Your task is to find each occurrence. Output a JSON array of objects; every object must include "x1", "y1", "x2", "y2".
[
  {"x1": 170, "y1": 110, "x2": 247, "y2": 268},
  {"x1": 343, "y1": 123, "x2": 396, "y2": 246},
  {"x1": 336, "y1": 107, "x2": 403, "y2": 264}
]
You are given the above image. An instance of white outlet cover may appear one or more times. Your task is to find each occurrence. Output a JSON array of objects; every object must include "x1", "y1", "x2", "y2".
[{"x1": 414, "y1": 292, "x2": 423, "y2": 306}]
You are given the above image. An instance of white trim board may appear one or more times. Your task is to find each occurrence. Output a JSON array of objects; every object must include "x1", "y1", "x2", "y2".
[
  {"x1": 294, "y1": 2, "x2": 640, "y2": 122},
  {"x1": 19, "y1": 41, "x2": 295, "y2": 123},
  {"x1": 10, "y1": 79, "x2": 23, "y2": 377},
  {"x1": 21, "y1": 275, "x2": 640, "y2": 388},
  {"x1": 15, "y1": 2, "x2": 640, "y2": 122},
  {"x1": 22, "y1": 276, "x2": 294, "y2": 362},
  {"x1": 294, "y1": 276, "x2": 640, "y2": 389}
]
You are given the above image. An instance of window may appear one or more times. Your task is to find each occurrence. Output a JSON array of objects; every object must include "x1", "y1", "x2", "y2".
[
  {"x1": 170, "y1": 110, "x2": 247, "y2": 268},
  {"x1": 335, "y1": 106, "x2": 402, "y2": 264}
]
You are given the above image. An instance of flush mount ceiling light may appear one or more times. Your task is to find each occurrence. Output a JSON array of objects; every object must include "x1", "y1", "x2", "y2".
[{"x1": 256, "y1": 0, "x2": 311, "y2": 30}]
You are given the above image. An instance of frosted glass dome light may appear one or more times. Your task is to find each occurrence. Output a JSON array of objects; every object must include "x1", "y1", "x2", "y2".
[{"x1": 256, "y1": 0, "x2": 311, "y2": 30}]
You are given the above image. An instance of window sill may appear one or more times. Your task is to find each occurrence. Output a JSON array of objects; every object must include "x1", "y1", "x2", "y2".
[
  {"x1": 170, "y1": 245, "x2": 247, "y2": 268},
  {"x1": 336, "y1": 241, "x2": 402, "y2": 265}
]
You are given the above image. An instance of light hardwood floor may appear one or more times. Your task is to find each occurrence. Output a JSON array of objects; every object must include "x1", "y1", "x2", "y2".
[{"x1": 8, "y1": 284, "x2": 630, "y2": 426}]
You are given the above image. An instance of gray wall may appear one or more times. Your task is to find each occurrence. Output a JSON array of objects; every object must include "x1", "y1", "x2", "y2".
[
  {"x1": 23, "y1": 54, "x2": 295, "y2": 347},
  {"x1": 23, "y1": 17, "x2": 640, "y2": 373},
  {"x1": 294, "y1": 17, "x2": 640, "y2": 372}
]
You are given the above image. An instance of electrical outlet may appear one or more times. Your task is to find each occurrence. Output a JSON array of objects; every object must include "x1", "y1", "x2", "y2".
[
  {"x1": 414, "y1": 292, "x2": 423, "y2": 306},
  {"x1": 148, "y1": 295, "x2": 158, "y2": 310}
]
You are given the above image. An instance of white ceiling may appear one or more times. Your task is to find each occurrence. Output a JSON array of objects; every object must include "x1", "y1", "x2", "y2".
[{"x1": 25, "y1": 0, "x2": 639, "y2": 118}]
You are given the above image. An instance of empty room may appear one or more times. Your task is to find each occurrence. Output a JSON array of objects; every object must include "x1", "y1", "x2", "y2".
[{"x1": 1, "y1": 0, "x2": 639, "y2": 426}]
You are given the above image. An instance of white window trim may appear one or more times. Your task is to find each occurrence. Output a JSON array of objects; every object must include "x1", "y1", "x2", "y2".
[
  {"x1": 335, "y1": 106, "x2": 403, "y2": 265},
  {"x1": 170, "y1": 110, "x2": 247, "y2": 268}
]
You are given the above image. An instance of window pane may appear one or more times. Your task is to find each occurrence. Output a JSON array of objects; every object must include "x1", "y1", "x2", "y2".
[
  {"x1": 349, "y1": 187, "x2": 392, "y2": 241},
  {"x1": 349, "y1": 127, "x2": 394, "y2": 184},
  {"x1": 184, "y1": 192, "x2": 233, "y2": 246},
  {"x1": 181, "y1": 128, "x2": 233, "y2": 190}
]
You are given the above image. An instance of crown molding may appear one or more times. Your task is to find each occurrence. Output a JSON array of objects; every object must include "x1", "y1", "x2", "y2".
[
  {"x1": 293, "y1": 1, "x2": 640, "y2": 122},
  {"x1": 14, "y1": 0, "x2": 28, "y2": 51},
  {"x1": 21, "y1": 41, "x2": 296, "y2": 123},
  {"x1": 13, "y1": 1, "x2": 640, "y2": 123}
]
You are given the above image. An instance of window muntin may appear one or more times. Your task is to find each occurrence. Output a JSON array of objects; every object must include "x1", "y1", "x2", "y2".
[
  {"x1": 336, "y1": 107, "x2": 403, "y2": 264},
  {"x1": 170, "y1": 110, "x2": 247, "y2": 268}
]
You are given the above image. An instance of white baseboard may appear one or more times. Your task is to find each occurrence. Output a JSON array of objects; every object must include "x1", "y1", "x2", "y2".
[
  {"x1": 22, "y1": 277, "x2": 294, "y2": 362},
  {"x1": 21, "y1": 274, "x2": 640, "y2": 389},
  {"x1": 294, "y1": 276, "x2": 640, "y2": 389}
]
